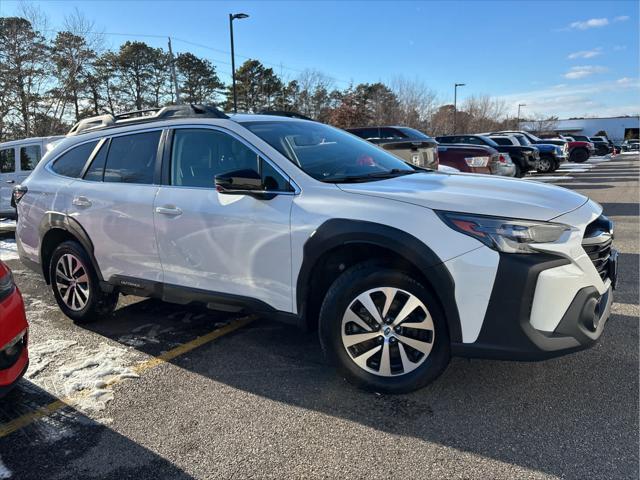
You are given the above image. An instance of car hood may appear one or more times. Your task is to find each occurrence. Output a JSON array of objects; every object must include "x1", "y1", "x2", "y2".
[{"x1": 337, "y1": 172, "x2": 588, "y2": 221}]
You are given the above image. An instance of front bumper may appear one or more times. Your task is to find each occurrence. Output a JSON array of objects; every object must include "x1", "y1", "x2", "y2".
[{"x1": 452, "y1": 252, "x2": 614, "y2": 361}]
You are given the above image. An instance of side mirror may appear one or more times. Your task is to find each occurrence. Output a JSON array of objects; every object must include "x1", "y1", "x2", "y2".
[{"x1": 214, "y1": 169, "x2": 276, "y2": 200}]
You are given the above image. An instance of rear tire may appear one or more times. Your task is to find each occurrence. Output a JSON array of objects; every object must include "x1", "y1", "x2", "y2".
[
  {"x1": 49, "y1": 240, "x2": 118, "y2": 323},
  {"x1": 319, "y1": 261, "x2": 450, "y2": 394},
  {"x1": 570, "y1": 149, "x2": 589, "y2": 163},
  {"x1": 514, "y1": 163, "x2": 524, "y2": 178}
]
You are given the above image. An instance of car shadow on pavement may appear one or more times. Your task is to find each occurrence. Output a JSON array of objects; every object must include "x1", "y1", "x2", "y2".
[
  {"x1": 601, "y1": 202, "x2": 640, "y2": 217},
  {"x1": 83, "y1": 298, "x2": 639, "y2": 480},
  {"x1": 0, "y1": 379, "x2": 194, "y2": 480}
]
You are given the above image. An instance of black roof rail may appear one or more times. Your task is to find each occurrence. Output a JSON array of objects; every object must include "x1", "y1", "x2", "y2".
[
  {"x1": 67, "y1": 104, "x2": 228, "y2": 136},
  {"x1": 257, "y1": 110, "x2": 315, "y2": 121}
]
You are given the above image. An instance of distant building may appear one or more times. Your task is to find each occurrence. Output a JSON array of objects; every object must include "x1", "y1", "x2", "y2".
[{"x1": 523, "y1": 115, "x2": 639, "y2": 142}]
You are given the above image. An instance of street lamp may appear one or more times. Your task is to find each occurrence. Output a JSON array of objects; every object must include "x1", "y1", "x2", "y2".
[
  {"x1": 517, "y1": 103, "x2": 527, "y2": 130},
  {"x1": 229, "y1": 12, "x2": 249, "y2": 113},
  {"x1": 453, "y1": 83, "x2": 466, "y2": 134}
]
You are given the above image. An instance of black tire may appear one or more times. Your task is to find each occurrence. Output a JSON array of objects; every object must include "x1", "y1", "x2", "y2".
[
  {"x1": 570, "y1": 148, "x2": 589, "y2": 163},
  {"x1": 318, "y1": 261, "x2": 450, "y2": 394},
  {"x1": 49, "y1": 240, "x2": 118, "y2": 323},
  {"x1": 550, "y1": 159, "x2": 560, "y2": 172},
  {"x1": 536, "y1": 157, "x2": 553, "y2": 173},
  {"x1": 514, "y1": 163, "x2": 524, "y2": 178}
]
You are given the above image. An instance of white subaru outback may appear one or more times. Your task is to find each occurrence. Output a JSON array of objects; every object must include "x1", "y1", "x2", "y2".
[{"x1": 13, "y1": 105, "x2": 617, "y2": 393}]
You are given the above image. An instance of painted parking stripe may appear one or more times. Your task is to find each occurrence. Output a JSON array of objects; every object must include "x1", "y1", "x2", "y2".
[
  {"x1": 525, "y1": 176, "x2": 574, "y2": 182},
  {"x1": 0, "y1": 315, "x2": 255, "y2": 438}
]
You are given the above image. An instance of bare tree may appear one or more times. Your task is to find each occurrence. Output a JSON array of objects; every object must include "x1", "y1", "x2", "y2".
[{"x1": 390, "y1": 76, "x2": 439, "y2": 131}]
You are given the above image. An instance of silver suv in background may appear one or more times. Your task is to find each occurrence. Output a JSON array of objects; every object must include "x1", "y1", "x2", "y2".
[{"x1": 0, "y1": 136, "x2": 63, "y2": 219}]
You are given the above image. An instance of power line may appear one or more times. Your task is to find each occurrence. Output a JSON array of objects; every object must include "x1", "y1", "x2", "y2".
[{"x1": 41, "y1": 27, "x2": 353, "y2": 86}]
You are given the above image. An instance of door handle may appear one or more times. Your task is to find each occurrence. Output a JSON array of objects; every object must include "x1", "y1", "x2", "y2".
[
  {"x1": 155, "y1": 206, "x2": 183, "y2": 216},
  {"x1": 5, "y1": 180, "x2": 15, "y2": 184},
  {"x1": 72, "y1": 196, "x2": 92, "y2": 207}
]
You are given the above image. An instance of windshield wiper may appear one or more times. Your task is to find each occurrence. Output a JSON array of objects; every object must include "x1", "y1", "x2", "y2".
[{"x1": 322, "y1": 169, "x2": 420, "y2": 183}]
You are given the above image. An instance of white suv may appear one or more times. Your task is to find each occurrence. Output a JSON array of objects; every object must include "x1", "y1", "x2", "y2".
[{"x1": 13, "y1": 105, "x2": 617, "y2": 393}]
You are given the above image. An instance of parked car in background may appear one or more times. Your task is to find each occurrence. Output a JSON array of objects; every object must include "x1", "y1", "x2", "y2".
[
  {"x1": 436, "y1": 134, "x2": 537, "y2": 177},
  {"x1": 488, "y1": 131, "x2": 567, "y2": 173},
  {"x1": 0, "y1": 260, "x2": 29, "y2": 397},
  {"x1": 513, "y1": 131, "x2": 594, "y2": 163},
  {"x1": 488, "y1": 134, "x2": 563, "y2": 173},
  {"x1": 621, "y1": 139, "x2": 639, "y2": 152},
  {"x1": 0, "y1": 136, "x2": 64, "y2": 219},
  {"x1": 437, "y1": 144, "x2": 515, "y2": 176},
  {"x1": 347, "y1": 126, "x2": 439, "y2": 169},
  {"x1": 589, "y1": 137, "x2": 614, "y2": 156}
]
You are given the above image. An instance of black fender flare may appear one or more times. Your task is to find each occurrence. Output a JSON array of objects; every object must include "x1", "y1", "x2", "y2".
[
  {"x1": 38, "y1": 212, "x2": 105, "y2": 283},
  {"x1": 296, "y1": 219, "x2": 462, "y2": 343}
]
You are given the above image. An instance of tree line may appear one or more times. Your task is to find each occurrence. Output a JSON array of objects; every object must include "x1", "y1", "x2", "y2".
[{"x1": 0, "y1": 12, "x2": 523, "y2": 143}]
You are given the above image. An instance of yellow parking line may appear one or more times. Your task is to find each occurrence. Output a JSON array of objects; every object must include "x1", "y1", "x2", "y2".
[{"x1": 0, "y1": 315, "x2": 255, "y2": 438}]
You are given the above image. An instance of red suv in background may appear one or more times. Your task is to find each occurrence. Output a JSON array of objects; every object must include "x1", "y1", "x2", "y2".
[
  {"x1": 0, "y1": 260, "x2": 28, "y2": 396},
  {"x1": 438, "y1": 144, "x2": 515, "y2": 176}
]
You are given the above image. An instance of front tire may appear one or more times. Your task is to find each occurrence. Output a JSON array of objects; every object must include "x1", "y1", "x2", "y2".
[
  {"x1": 536, "y1": 157, "x2": 553, "y2": 173},
  {"x1": 514, "y1": 163, "x2": 524, "y2": 178},
  {"x1": 319, "y1": 262, "x2": 450, "y2": 393},
  {"x1": 49, "y1": 241, "x2": 118, "y2": 323}
]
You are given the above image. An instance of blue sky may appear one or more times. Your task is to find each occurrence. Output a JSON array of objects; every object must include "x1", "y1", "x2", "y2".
[{"x1": 2, "y1": 0, "x2": 638, "y2": 118}]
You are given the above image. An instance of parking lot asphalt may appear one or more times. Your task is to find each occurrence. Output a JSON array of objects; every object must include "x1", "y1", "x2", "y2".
[{"x1": 0, "y1": 154, "x2": 638, "y2": 479}]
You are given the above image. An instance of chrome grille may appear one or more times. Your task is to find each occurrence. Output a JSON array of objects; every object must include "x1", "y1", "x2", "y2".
[{"x1": 582, "y1": 215, "x2": 614, "y2": 280}]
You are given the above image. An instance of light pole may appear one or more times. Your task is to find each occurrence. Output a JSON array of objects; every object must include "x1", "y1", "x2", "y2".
[
  {"x1": 517, "y1": 103, "x2": 526, "y2": 130},
  {"x1": 453, "y1": 83, "x2": 465, "y2": 134},
  {"x1": 229, "y1": 12, "x2": 249, "y2": 113}
]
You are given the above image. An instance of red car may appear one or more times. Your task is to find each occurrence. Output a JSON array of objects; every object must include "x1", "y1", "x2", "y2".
[
  {"x1": 0, "y1": 260, "x2": 28, "y2": 396},
  {"x1": 438, "y1": 144, "x2": 515, "y2": 176}
]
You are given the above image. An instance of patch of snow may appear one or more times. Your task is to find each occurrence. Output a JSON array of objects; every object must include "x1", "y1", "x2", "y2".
[
  {"x1": 0, "y1": 456, "x2": 11, "y2": 479},
  {"x1": 27, "y1": 339, "x2": 78, "y2": 378},
  {"x1": 0, "y1": 219, "x2": 16, "y2": 230},
  {"x1": 59, "y1": 343, "x2": 139, "y2": 412},
  {"x1": 0, "y1": 238, "x2": 18, "y2": 261},
  {"x1": 438, "y1": 164, "x2": 460, "y2": 173}
]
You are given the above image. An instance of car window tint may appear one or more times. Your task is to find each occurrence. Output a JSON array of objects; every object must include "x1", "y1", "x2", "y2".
[
  {"x1": 465, "y1": 136, "x2": 485, "y2": 145},
  {"x1": 104, "y1": 131, "x2": 160, "y2": 184},
  {"x1": 51, "y1": 141, "x2": 99, "y2": 178},
  {"x1": 84, "y1": 140, "x2": 109, "y2": 181},
  {"x1": 20, "y1": 145, "x2": 42, "y2": 171},
  {"x1": 171, "y1": 129, "x2": 261, "y2": 188},
  {"x1": 261, "y1": 159, "x2": 291, "y2": 192},
  {"x1": 491, "y1": 137, "x2": 512, "y2": 146},
  {"x1": 0, "y1": 148, "x2": 15, "y2": 173},
  {"x1": 379, "y1": 128, "x2": 405, "y2": 140}
]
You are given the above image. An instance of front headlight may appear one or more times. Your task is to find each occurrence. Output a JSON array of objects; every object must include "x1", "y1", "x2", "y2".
[{"x1": 436, "y1": 212, "x2": 572, "y2": 253}]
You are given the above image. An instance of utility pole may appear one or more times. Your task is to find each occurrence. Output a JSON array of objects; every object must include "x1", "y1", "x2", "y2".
[
  {"x1": 517, "y1": 103, "x2": 527, "y2": 130},
  {"x1": 167, "y1": 37, "x2": 181, "y2": 104},
  {"x1": 229, "y1": 13, "x2": 249, "y2": 113},
  {"x1": 453, "y1": 83, "x2": 465, "y2": 134}
]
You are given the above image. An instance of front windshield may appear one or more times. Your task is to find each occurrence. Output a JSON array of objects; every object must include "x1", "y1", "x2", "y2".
[{"x1": 241, "y1": 120, "x2": 418, "y2": 182}]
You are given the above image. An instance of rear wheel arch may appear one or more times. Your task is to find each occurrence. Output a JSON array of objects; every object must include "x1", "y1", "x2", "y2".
[
  {"x1": 296, "y1": 219, "x2": 462, "y2": 343},
  {"x1": 39, "y1": 213, "x2": 103, "y2": 285}
]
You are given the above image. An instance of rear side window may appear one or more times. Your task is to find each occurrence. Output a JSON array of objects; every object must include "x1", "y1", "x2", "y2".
[
  {"x1": 104, "y1": 131, "x2": 161, "y2": 184},
  {"x1": 51, "y1": 141, "x2": 99, "y2": 178},
  {"x1": 0, "y1": 148, "x2": 15, "y2": 173},
  {"x1": 20, "y1": 145, "x2": 42, "y2": 171},
  {"x1": 83, "y1": 141, "x2": 109, "y2": 181},
  {"x1": 491, "y1": 137, "x2": 512, "y2": 146}
]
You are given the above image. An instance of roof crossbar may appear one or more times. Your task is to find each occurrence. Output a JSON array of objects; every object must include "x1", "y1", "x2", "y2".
[{"x1": 67, "y1": 104, "x2": 229, "y2": 136}]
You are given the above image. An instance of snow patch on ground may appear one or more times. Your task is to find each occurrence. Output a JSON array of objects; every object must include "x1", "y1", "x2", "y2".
[
  {"x1": 59, "y1": 343, "x2": 139, "y2": 412},
  {"x1": 0, "y1": 238, "x2": 18, "y2": 261},
  {"x1": 0, "y1": 456, "x2": 11, "y2": 479},
  {"x1": 0, "y1": 218, "x2": 16, "y2": 231},
  {"x1": 525, "y1": 176, "x2": 574, "y2": 182},
  {"x1": 27, "y1": 339, "x2": 78, "y2": 378}
]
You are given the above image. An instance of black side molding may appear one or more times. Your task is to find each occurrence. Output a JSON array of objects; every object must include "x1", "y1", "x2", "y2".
[{"x1": 296, "y1": 218, "x2": 462, "y2": 343}]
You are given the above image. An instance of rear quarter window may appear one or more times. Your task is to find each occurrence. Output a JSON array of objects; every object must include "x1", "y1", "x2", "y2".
[
  {"x1": 20, "y1": 145, "x2": 42, "y2": 171},
  {"x1": 51, "y1": 141, "x2": 99, "y2": 178},
  {"x1": 0, "y1": 148, "x2": 15, "y2": 173}
]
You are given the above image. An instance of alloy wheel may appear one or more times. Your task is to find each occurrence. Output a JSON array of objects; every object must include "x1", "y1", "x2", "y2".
[
  {"x1": 341, "y1": 287, "x2": 434, "y2": 377},
  {"x1": 55, "y1": 253, "x2": 90, "y2": 311}
]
